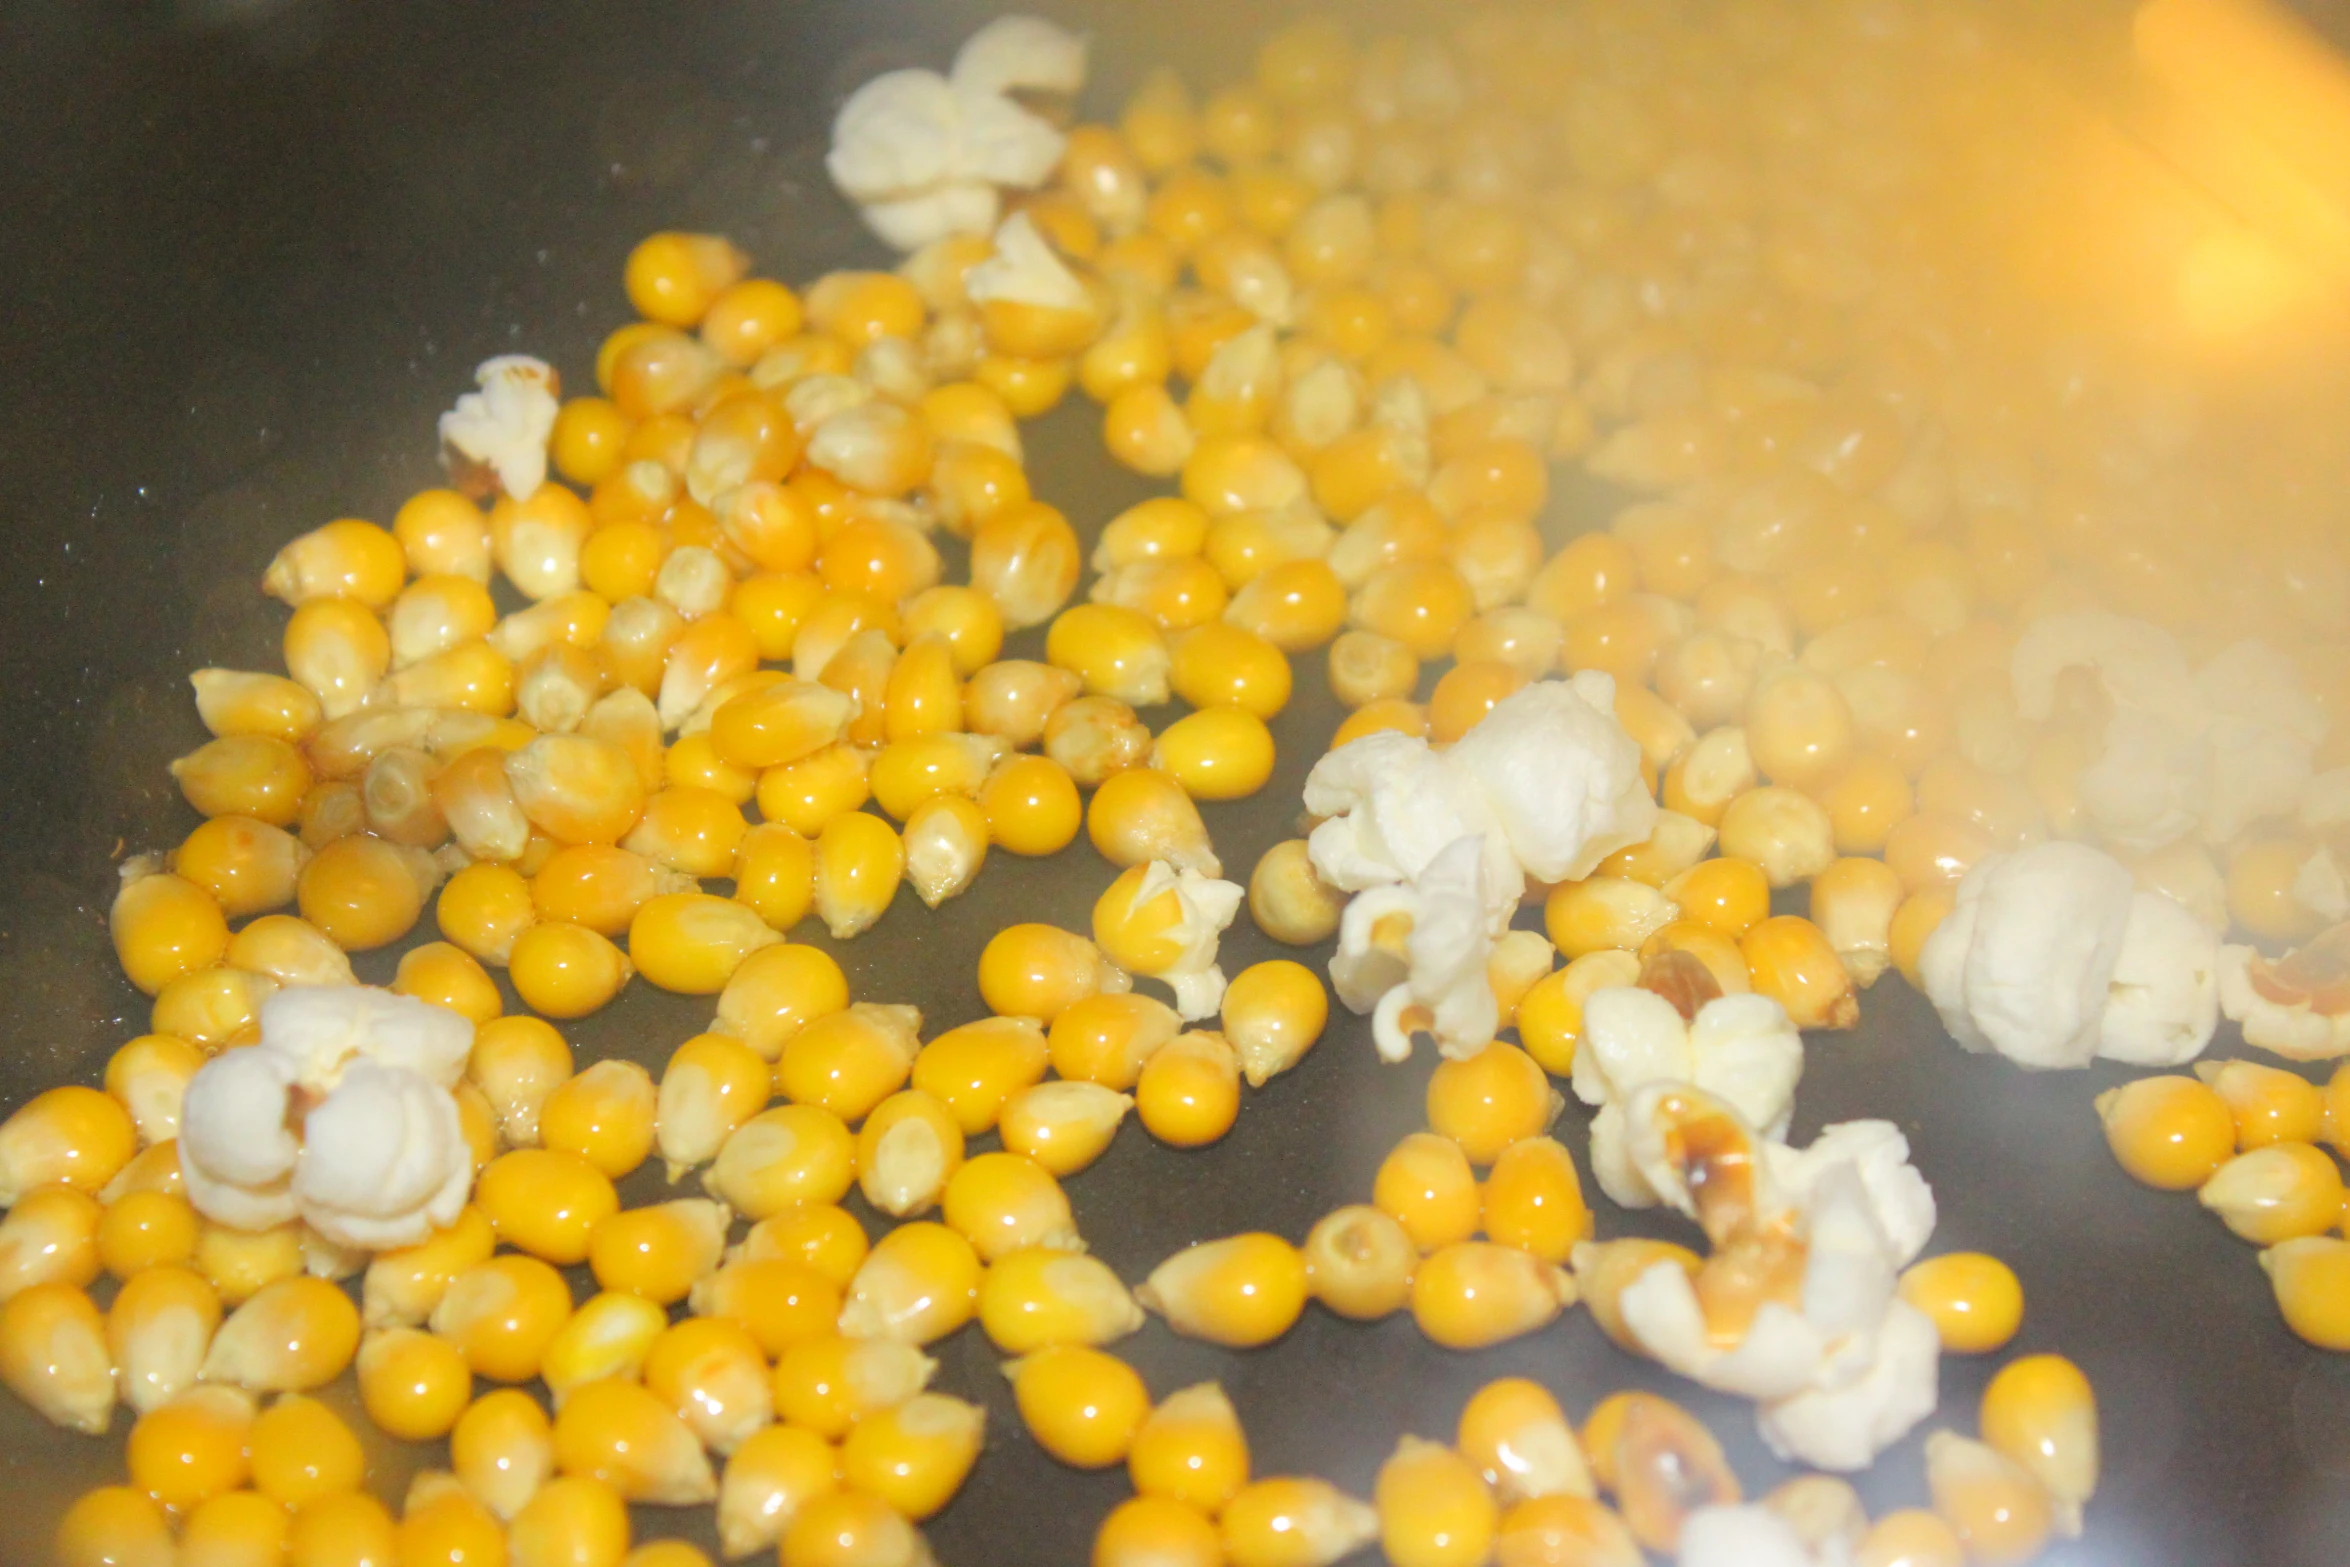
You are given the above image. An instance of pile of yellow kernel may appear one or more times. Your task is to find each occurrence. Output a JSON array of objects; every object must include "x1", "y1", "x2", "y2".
[{"x1": 7, "y1": 3, "x2": 2350, "y2": 1564}]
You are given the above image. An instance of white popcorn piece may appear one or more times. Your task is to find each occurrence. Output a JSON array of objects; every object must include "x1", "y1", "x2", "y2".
[
  {"x1": 1613, "y1": 1088, "x2": 1941, "y2": 1473},
  {"x1": 963, "y1": 211, "x2": 1093, "y2": 312},
  {"x1": 1573, "y1": 988, "x2": 1805, "y2": 1208},
  {"x1": 1920, "y1": 842, "x2": 2136, "y2": 1070},
  {"x1": 948, "y1": 14, "x2": 1087, "y2": 100},
  {"x1": 2098, "y1": 890, "x2": 2221, "y2": 1067},
  {"x1": 826, "y1": 18, "x2": 1081, "y2": 254},
  {"x1": 180, "y1": 987, "x2": 476, "y2": 1252},
  {"x1": 1122, "y1": 861, "x2": 1245, "y2": 1022},
  {"x1": 1304, "y1": 677, "x2": 1658, "y2": 1063},
  {"x1": 2216, "y1": 935, "x2": 2350, "y2": 1061},
  {"x1": 438, "y1": 355, "x2": 559, "y2": 502}
]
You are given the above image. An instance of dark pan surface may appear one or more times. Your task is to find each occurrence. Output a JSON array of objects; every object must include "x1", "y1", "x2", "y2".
[{"x1": 3, "y1": 1, "x2": 2349, "y2": 1562}]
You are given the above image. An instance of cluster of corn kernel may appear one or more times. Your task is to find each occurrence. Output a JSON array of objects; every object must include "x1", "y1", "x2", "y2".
[
  {"x1": 1086, "y1": 1359, "x2": 2095, "y2": 1567},
  {"x1": 19, "y1": 1, "x2": 2350, "y2": 1562},
  {"x1": 2099, "y1": 1060, "x2": 2350, "y2": 1352}
]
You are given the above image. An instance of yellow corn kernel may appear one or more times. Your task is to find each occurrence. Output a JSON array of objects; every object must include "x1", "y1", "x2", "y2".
[
  {"x1": 715, "y1": 1423, "x2": 839, "y2": 1560},
  {"x1": 287, "y1": 1494, "x2": 391, "y2": 1567},
  {"x1": 2199, "y1": 1142, "x2": 2344, "y2": 1244},
  {"x1": 508, "y1": 1472, "x2": 631, "y2": 1567},
  {"x1": 910, "y1": 1018, "x2": 1049, "y2": 1138},
  {"x1": 641, "y1": 1314, "x2": 771, "y2": 1456},
  {"x1": 220, "y1": 911, "x2": 351, "y2": 991},
  {"x1": 1491, "y1": 1493, "x2": 1641, "y2": 1567},
  {"x1": 2261, "y1": 1234, "x2": 2350, "y2": 1351},
  {"x1": 1425, "y1": 1045, "x2": 1561, "y2": 1166},
  {"x1": 475, "y1": 1148, "x2": 619, "y2": 1268},
  {"x1": 536, "y1": 1058, "x2": 656, "y2": 1181},
  {"x1": 1152, "y1": 707, "x2": 1278, "y2": 802},
  {"x1": 654, "y1": 1032, "x2": 771, "y2": 1179},
  {"x1": 690, "y1": 1256, "x2": 839, "y2": 1360},
  {"x1": 1376, "y1": 1131, "x2": 1482, "y2": 1253},
  {"x1": 1248, "y1": 839, "x2": 1345, "y2": 947},
  {"x1": 962, "y1": 662, "x2": 1081, "y2": 752},
  {"x1": 1220, "y1": 959, "x2": 1327, "y2": 1087},
  {"x1": 111, "y1": 870, "x2": 232, "y2": 997},
  {"x1": 193, "y1": 1220, "x2": 304, "y2": 1308},
  {"x1": 866, "y1": 734, "x2": 1001, "y2": 824},
  {"x1": 808, "y1": 811, "x2": 902, "y2": 940},
  {"x1": 939, "y1": 1152, "x2": 1080, "y2": 1263},
  {"x1": 173, "y1": 734, "x2": 315, "y2": 829},
  {"x1": 780, "y1": 1487, "x2": 935, "y2": 1567},
  {"x1": 1113, "y1": 1381, "x2": 1248, "y2": 1520},
  {"x1": 1087, "y1": 765, "x2": 1221, "y2": 876},
  {"x1": 436, "y1": 861, "x2": 536, "y2": 967},
  {"x1": 431, "y1": 1254, "x2": 573, "y2": 1384},
  {"x1": 625, "y1": 891, "x2": 780, "y2": 995},
  {"x1": 92, "y1": 1187, "x2": 192, "y2": 1282},
  {"x1": 1743, "y1": 666, "x2": 1856, "y2": 790},
  {"x1": 124, "y1": 1381, "x2": 254, "y2": 1514},
  {"x1": 57, "y1": 1486, "x2": 176, "y2": 1567},
  {"x1": 147, "y1": 964, "x2": 271, "y2": 1052},
  {"x1": 999, "y1": 1081, "x2": 1133, "y2": 1177},
  {"x1": 1897, "y1": 1252, "x2": 2024, "y2": 1355},
  {"x1": 449, "y1": 1386, "x2": 556, "y2": 1522},
  {"x1": 1375, "y1": 1436, "x2": 1498, "y2": 1567},
  {"x1": 190, "y1": 668, "x2": 323, "y2": 746},
  {"x1": 776, "y1": 1003, "x2": 921, "y2": 1125},
  {"x1": 733, "y1": 1205, "x2": 865, "y2": 1291},
  {"x1": 1222, "y1": 1476, "x2": 1379, "y2": 1567},
  {"x1": 507, "y1": 920, "x2": 639, "y2": 1019},
  {"x1": 1542, "y1": 877, "x2": 1677, "y2": 963},
  {"x1": 1889, "y1": 885, "x2": 1955, "y2": 993},
  {"x1": 1042, "y1": 993, "x2": 1176, "y2": 1093},
  {"x1": 705, "y1": 1103, "x2": 855, "y2": 1221},
  {"x1": 1411, "y1": 1242, "x2": 1575, "y2": 1350},
  {"x1": 1044, "y1": 694, "x2": 1153, "y2": 789},
  {"x1": 1458, "y1": 1378, "x2": 1590, "y2": 1507},
  {"x1": 106, "y1": 1262, "x2": 218, "y2": 1416},
  {"x1": 97, "y1": 1035, "x2": 203, "y2": 1156},
  {"x1": 771, "y1": 1331, "x2": 934, "y2": 1440},
  {"x1": 1854, "y1": 1508, "x2": 1965, "y2": 1567},
  {"x1": 1008, "y1": 1343, "x2": 1148, "y2": 1472},
  {"x1": 1659, "y1": 728, "x2": 1756, "y2": 831},
  {"x1": 180, "y1": 1487, "x2": 293, "y2": 1567},
  {"x1": 2097, "y1": 1075, "x2": 2238, "y2": 1190},
  {"x1": 551, "y1": 1376, "x2": 717, "y2": 1506},
  {"x1": 1979, "y1": 1353, "x2": 2097, "y2": 1536},
  {"x1": 171, "y1": 816, "x2": 307, "y2": 922},
  {"x1": 839, "y1": 1221, "x2": 980, "y2": 1346},
  {"x1": 199, "y1": 1274, "x2": 360, "y2": 1393},
  {"x1": 467, "y1": 1017, "x2": 573, "y2": 1151},
  {"x1": 1481, "y1": 1137, "x2": 1591, "y2": 1265},
  {"x1": 978, "y1": 1247, "x2": 1143, "y2": 1356},
  {"x1": 355, "y1": 1325, "x2": 472, "y2": 1441},
  {"x1": 1137, "y1": 1232, "x2": 1306, "y2": 1348},
  {"x1": 970, "y1": 502, "x2": 1083, "y2": 630},
  {"x1": 0, "y1": 1280, "x2": 111, "y2": 1433},
  {"x1": 1924, "y1": 1431, "x2": 2051, "y2": 1567},
  {"x1": 352, "y1": 1212, "x2": 481, "y2": 1334},
  {"x1": 2195, "y1": 1059, "x2": 2327, "y2": 1151},
  {"x1": 1046, "y1": 603, "x2": 1172, "y2": 710},
  {"x1": 1807, "y1": 855, "x2": 1904, "y2": 990},
  {"x1": 835, "y1": 1391, "x2": 985, "y2": 1520},
  {"x1": 855, "y1": 1090, "x2": 966, "y2": 1219},
  {"x1": 1135, "y1": 1030, "x2": 1242, "y2": 1148},
  {"x1": 1741, "y1": 915, "x2": 1861, "y2": 1030},
  {"x1": 587, "y1": 1199, "x2": 728, "y2": 1305},
  {"x1": 713, "y1": 942, "x2": 849, "y2": 1062},
  {"x1": 1301, "y1": 1204, "x2": 1415, "y2": 1322},
  {"x1": 1504, "y1": 949, "x2": 1635, "y2": 1085},
  {"x1": 248, "y1": 1390, "x2": 364, "y2": 1509}
]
